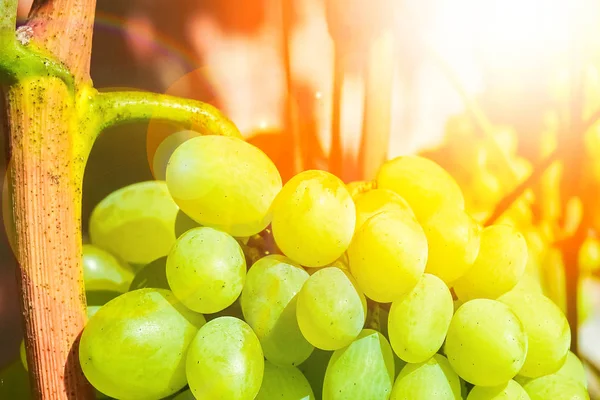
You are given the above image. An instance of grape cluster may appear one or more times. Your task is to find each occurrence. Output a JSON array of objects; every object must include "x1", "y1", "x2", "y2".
[{"x1": 54, "y1": 135, "x2": 589, "y2": 399}]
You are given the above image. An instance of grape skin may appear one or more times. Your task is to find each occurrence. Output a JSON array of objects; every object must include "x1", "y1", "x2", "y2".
[
  {"x1": 166, "y1": 135, "x2": 282, "y2": 236},
  {"x1": 82, "y1": 244, "x2": 134, "y2": 293},
  {"x1": 323, "y1": 329, "x2": 395, "y2": 400},
  {"x1": 444, "y1": 299, "x2": 528, "y2": 386},
  {"x1": 390, "y1": 354, "x2": 462, "y2": 400},
  {"x1": 467, "y1": 380, "x2": 530, "y2": 400},
  {"x1": 166, "y1": 227, "x2": 246, "y2": 314},
  {"x1": 272, "y1": 170, "x2": 356, "y2": 267},
  {"x1": 348, "y1": 210, "x2": 428, "y2": 303},
  {"x1": 353, "y1": 188, "x2": 414, "y2": 231},
  {"x1": 296, "y1": 267, "x2": 366, "y2": 351},
  {"x1": 89, "y1": 181, "x2": 179, "y2": 265},
  {"x1": 388, "y1": 273, "x2": 453, "y2": 363},
  {"x1": 240, "y1": 254, "x2": 313, "y2": 366},
  {"x1": 256, "y1": 360, "x2": 315, "y2": 400},
  {"x1": 79, "y1": 288, "x2": 206, "y2": 400},
  {"x1": 498, "y1": 291, "x2": 571, "y2": 378},
  {"x1": 521, "y1": 374, "x2": 589, "y2": 400},
  {"x1": 186, "y1": 317, "x2": 264, "y2": 400}
]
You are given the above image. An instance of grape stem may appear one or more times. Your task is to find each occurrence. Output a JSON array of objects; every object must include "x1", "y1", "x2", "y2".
[{"x1": 90, "y1": 90, "x2": 242, "y2": 138}]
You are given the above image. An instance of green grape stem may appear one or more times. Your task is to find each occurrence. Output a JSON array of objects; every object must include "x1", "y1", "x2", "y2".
[{"x1": 91, "y1": 91, "x2": 242, "y2": 139}]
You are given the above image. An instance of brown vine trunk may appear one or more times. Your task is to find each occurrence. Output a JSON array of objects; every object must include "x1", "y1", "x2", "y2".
[{"x1": 4, "y1": 0, "x2": 97, "y2": 398}]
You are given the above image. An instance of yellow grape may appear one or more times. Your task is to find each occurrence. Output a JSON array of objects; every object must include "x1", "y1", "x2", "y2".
[
  {"x1": 272, "y1": 170, "x2": 355, "y2": 267},
  {"x1": 390, "y1": 354, "x2": 462, "y2": 400},
  {"x1": 498, "y1": 291, "x2": 571, "y2": 378},
  {"x1": 388, "y1": 273, "x2": 453, "y2": 363},
  {"x1": 166, "y1": 135, "x2": 282, "y2": 236},
  {"x1": 296, "y1": 267, "x2": 366, "y2": 351},
  {"x1": 347, "y1": 210, "x2": 428, "y2": 303},
  {"x1": 421, "y1": 207, "x2": 481, "y2": 285},
  {"x1": 444, "y1": 299, "x2": 527, "y2": 386},
  {"x1": 89, "y1": 181, "x2": 179, "y2": 265},
  {"x1": 555, "y1": 351, "x2": 588, "y2": 389},
  {"x1": 467, "y1": 380, "x2": 530, "y2": 400},
  {"x1": 376, "y1": 156, "x2": 465, "y2": 221},
  {"x1": 453, "y1": 225, "x2": 528, "y2": 300},
  {"x1": 353, "y1": 188, "x2": 414, "y2": 231},
  {"x1": 346, "y1": 180, "x2": 376, "y2": 198},
  {"x1": 152, "y1": 130, "x2": 199, "y2": 180},
  {"x1": 323, "y1": 329, "x2": 395, "y2": 400},
  {"x1": 521, "y1": 374, "x2": 589, "y2": 400},
  {"x1": 82, "y1": 244, "x2": 134, "y2": 294},
  {"x1": 256, "y1": 361, "x2": 315, "y2": 400}
]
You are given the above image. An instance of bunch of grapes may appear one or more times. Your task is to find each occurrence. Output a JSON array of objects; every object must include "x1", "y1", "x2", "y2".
[{"x1": 13, "y1": 133, "x2": 589, "y2": 399}]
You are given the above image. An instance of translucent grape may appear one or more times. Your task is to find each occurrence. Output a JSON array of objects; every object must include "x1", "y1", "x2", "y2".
[
  {"x1": 376, "y1": 155, "x2": 465, "y2": 221},
  {"x1": 86, "y1": 305, "x2": 101, "y2": 319},
  {"x1": 498, "y1": 291, "x2": 570, "y2": 378},
  {"x1": 89, "y1": 181, "x2": 179, "y2": 265},
  {"x1": 152, "y1": 130, "x2": 199, "y2": 181},
  {"x1": 186, "y1": 317, "x2": 264, "y2": 400},
  {"x1": 454, "y1": 225, "x2": 528, "y2": 300},
  {"x1": 240, "y1": 255, "x2": 313, "y2": 366},
  {"x1": 256, "y1": 360, "x2": 315, "y2": 400},
  {"x1": 166, "y1": 135, "x2": 282, "y2": 236},
  {"x1": 296, "y1": 267, "x2": 366, "y2": 350},
  {"x1": 467, "y1": 380, "x2": 530, "y2": 400},
  {"x1": 166, "y1": 227, "x2": 246, "y2": 314},
  {"x1": 79, "y1": 288, "x2": 206, "y2": 399},
  {"x1": 390, "y1": 354, "x2": 462, "y2": 400},
  {"x1": 555, "y1": 351, "x2": 587, "y2": 389},
  {"x1": 323, "y1": 329, "x2": 395, "y2": 400},
  {"x1": 348, "y1": 210, "x2": 428, "y2": 303},
  {"x1": 444, "y1": 299, "x2": 528, "y2": 386},
  {"x1": 172, "y1": 389, "x2": 195, "y2": 399},
  {"x1": 353, "y1": 188, "x2": 414, "y2": 231},
  {"x1": 388, "y1": 273, "x2": 453, "y2": 363},
  {"x1": 421, "y1": 207, "x2": 481, "y2": 285},
  {"x1": 82, "y1": 244, "x2": 134, "y2": 293},
  {"x1": 522, "y1": 374, "x2": 589, "y2": 400},
  {"x1": 272, "y1": 170, "x2": 355, "y2": 267}
]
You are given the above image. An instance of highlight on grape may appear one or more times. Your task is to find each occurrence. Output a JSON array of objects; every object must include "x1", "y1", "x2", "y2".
[{"x1": 48, "y1": 132, "x2": 587, "y2": 399}]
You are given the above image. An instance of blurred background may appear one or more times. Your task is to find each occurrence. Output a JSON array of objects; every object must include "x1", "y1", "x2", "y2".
[{"x1": 2, "y1": 0, "x2": 600, "y2": 397}]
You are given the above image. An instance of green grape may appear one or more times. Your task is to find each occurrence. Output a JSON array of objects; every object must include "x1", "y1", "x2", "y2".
[
  {"x1": 376, "y1": 155, "x2": 465, "y2": 221},
  {"x1": 82, "y1": 244, "x2": 134, "y2": 293},
  {"x1": 256, "y1": 360, "x2": 315, "y2": 400},
  {"x1": 390, "y1": 354, "x2": 462, "y2": 400},
  {"x1": 166, "y1": 135, "x2": 282, "y2": 236},
  {"x1": 89, "y1": 181, "x2": 179, "y2": 265},
  {"x1": 20, "y1": 340, "x2": 27, "y2": 371},
  {"x1": 87, "y1": 305, "x2": 102, "y2": 319},
  {"x1": 388, "y1": 273, "x2": 453, "y2": 363},
  {"x1": 152, "y1": 130, "x2": 199, "y2": 181},
  {"x1": 272, "y1": 170, "x2": 355, "y2": 267},
  {"x1": 453, "y1": 225, "x2": 528, "y2": 300},
  {"x1": 240, "y1": 255, "x2": 313, "y2": 366},
  {"x1": 166, "y1": 227, "x2": 246, "y2": 314},
  {"x1": 444, "y1": 299, "x2": 527, "y2": 386},
  {"x1": 467, "y1": 380, "x2": 530, "y2": 400},
  {"x1": 422, "y1": 207, "x2": 481, "y2": 285},
  {"x1": 522, "y1": 374, "x2": 589, "y2": 400},
  {"x1": 555, "y1": 351, "x2": 587, "y2": 389},
  {"x1": 296, "y1": 267, "x2": 366, "y2": 351},
  {"x1": 298, "y1": 349, "x2": 333, "y2": 398},
  {"x1": 353, "y1": 188, "x2": 414, "y2": 231},
  {"x1": 347, "y1": 210, "x2": 427, "y2": 303},
  {"x1": 323, "y1": 329, "x2": 395, "y2": 400},
  {"x1": 498, "y1": 291, "x2": 570, "y2": 378},
  {"x1": 129, "y1": 257, "x2": 170, "y2": 291},
  {"x1": 79, "y1": 288, "x2": 206, "y2": 399},
  {"x1": 186, "y1": 317, "x2": 264, "y2": 400}
]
